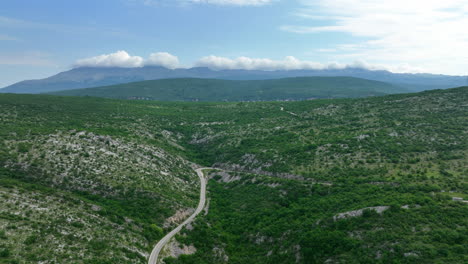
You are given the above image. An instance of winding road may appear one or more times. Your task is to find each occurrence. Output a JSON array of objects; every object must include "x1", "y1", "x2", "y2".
[{"x1": 148, "y1": 167, "x2": 209, "y2": 264}]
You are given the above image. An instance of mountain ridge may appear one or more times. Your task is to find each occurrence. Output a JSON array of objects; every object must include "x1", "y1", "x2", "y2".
[
  {"x1": 49, "y1": 76, "x2": 408, "y2": 102},
  {"x1": 2, "y1": 66, "x2": 466, "y2": 94}
]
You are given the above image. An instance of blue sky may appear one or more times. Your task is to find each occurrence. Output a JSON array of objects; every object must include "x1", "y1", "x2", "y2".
[{"x1": 1, "y1": 0, "x2": 467, "y2": 87}]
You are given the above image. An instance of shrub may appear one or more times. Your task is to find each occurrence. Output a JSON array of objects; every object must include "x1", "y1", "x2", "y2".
[{"x1": 24, "y1": 235, "x2": 38, "y2": 245}]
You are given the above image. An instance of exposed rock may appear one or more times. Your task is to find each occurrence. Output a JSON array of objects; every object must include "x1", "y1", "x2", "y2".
[
  {"x1": 213, "y1": 246, "x2": 229, "y2": 263},
  {"x1": 167, "y1": 240, "x2": 196, "y2": 258},
  {"x1": 252, "y1": 233, "x2": 274, "y2": 245},
  {"x1": 356, "y1": 134, "x2": 370, "y2": 140},
  {"x1": 241, "y1": 153, "x2": 261, "y2": 165},
  {"x1": 452, "y1": 197, "x2": 468, "y2": 203},
  {"x1": 404, "y1": 252, "x2": 419, "y2": 257},
  {"x1": 294, "y1": 244, "x2": 302, "y2": 263},
  {"x1": 212, "y1": 171, "x2": 241, "y2": 183},
  {"x1": 204, "y1": 198, "x2": 210, "y2": 216},
  {"x1": 163, "y1": 208, "x2": 195, "y2": 228},
  {"x1": 254, "y1": 235, "x2": 269, "y2": 244},
  {"x1": 262, "y1": 182, "x2": 281, "y2": 188},
  {"x1": 333, "y1": 206, "x2": 389, "y2": 221},
  {"x1": 4, "y1": 131, "x2": 198, "y2": 201},
  {"x1": 348, "y1": 230, "x2": 363, "y2": 240},
  {"x1": 212, "y1": 163, "x2": 332, "y2": 185},
  {"x1": 189, "y1": 134, "x2": 221, "y2": 144},
  {"x1": 197, "y1": 121, "x2": 232, "y2": 126},
  {"x1": 401, "y1": 204, "x2": 421, "y2": 209}
]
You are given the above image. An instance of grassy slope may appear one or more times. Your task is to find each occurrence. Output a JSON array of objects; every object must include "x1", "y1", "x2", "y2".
[
  {"x1": 0, "y1": 87, "x2": 466, "y2": 263},
  {"x1": 50, "y1": 77, "x2": 407, "y2": 101}
]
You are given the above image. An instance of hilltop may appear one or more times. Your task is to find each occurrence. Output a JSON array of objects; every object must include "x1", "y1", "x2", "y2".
[
  {"x1": 1, "y1": 65, "x2": 466, "y2": 94},
  {"x1": 49, "y1": 77, "x2": 408, "y2": 101}
]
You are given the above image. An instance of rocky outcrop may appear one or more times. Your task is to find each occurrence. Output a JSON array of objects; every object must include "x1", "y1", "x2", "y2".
[{"x1": 333, "y1": 206, "x2": 389, "y2": 221}]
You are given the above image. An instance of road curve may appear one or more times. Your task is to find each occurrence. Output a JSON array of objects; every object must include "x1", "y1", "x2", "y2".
[{"x1": 148, "y1": 167, "x2": 210, "y2": 264}]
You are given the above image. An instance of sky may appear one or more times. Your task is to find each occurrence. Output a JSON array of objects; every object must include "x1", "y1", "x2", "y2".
[{"x1": 1, "y1": 0, "x2": 468, "y2": 87}]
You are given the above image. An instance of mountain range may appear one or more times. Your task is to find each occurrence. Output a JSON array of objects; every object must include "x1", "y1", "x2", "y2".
[
  {"x1": 50, "y1": 77, "x2": 408, "y2": 102},
  {"x1": 1, "y1": 66, "x2": 467, "y2": 94}
]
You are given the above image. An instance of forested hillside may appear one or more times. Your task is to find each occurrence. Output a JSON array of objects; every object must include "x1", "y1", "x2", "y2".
[
  {"x1": 158, "y1": 86, "x2": 468, "y2": 263},
  {"x1": 0, "y1": 87, "x2": 466, "y2": 263},
  {"x1": 49, "y1": 77, "x2": 407, "y2": 101},
  {"x1": 2, "y1": 65, "x2": 465, "y2": 94}
]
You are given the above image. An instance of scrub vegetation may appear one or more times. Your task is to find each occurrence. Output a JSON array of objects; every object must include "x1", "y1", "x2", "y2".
[{"x1": 0, "y1": 86, "x2": 466, "y2": 263}]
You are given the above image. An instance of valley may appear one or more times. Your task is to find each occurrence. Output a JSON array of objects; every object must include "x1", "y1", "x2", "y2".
[
  {"x1": 3, "y1": 1, "x2": 468, "y2": 264},
  {"x1": 0, "y1": 87, "x2": 466, "y2": 263}
]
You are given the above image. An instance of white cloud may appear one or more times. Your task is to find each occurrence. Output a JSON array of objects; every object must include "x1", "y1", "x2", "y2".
[
  {"x1": 74, "y1": 50, "x2": 144, "y2": 68},
  {"x1": 74, "y1": 51, "x2": 181, "y2": 68},
  {"x1": 196, "y1": 55, "x2": 327, "y2": 70},
  {"x1": 195, "y1": 55, "x2": 422, "y2": 73},
  {"x1": 146, "y1": 52, "x2": 180, "y2": 69},
  {"x1": 73, "y1": 51, "x2": 423, "y2": 73},
  {"x1": 282, "y1": 0, "x2": 468, "y2": 75}
]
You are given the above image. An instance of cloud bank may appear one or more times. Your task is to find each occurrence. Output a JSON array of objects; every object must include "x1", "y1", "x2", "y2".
[
  {"x1": 74, "y1": 51, "x2": 422, "y2": 73},
  {"x1": 196, "y1": 55, "x2": 330, "y2": 70},
  {"x1": 146, "y1": 52, "x2": 180, "y2": 69},
  {"x1": 74, "y1": 51, "x2": 144, "y2": 68},
  {"x1": 74, "y1": 51, "x2": 180, "y2": 69},
  {"x1": 195, "y1": 55, "x2": 422, "y2": 73}
]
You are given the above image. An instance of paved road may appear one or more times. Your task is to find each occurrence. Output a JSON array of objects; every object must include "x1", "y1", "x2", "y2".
[{"x1": 148, "y1": 168, "x2": 209, "y2": 264}]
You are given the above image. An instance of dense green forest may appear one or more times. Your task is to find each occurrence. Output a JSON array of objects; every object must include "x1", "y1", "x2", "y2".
[
  {"x1": 0, "y1": 86, "x2": 466, "y2": 263},
  {"x1": 49, "y1": 77, "x2": 407, "y2": 102}
]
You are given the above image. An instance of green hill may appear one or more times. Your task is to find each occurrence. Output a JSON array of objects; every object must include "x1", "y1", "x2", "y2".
[
  {"x1": 0, "y1": 87, "x2": 466, "y2": 263},
  {"x1": 50, "y1": 77, "x2": 408, "y2": 101}
]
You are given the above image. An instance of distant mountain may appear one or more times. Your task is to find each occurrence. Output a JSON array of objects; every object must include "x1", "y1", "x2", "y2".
[
  {"x1": 49, "y1": 77, "x2": 408, "y2": 102},
  {"x1": 1, "y1": 66, "x2": 467, "y2": 94}
]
